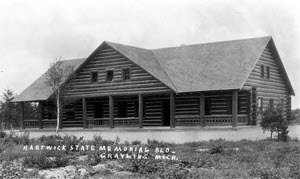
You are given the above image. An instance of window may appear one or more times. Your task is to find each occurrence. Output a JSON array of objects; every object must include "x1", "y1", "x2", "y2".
[
  {"x1": 266, "y1": 66, "x2": 270, "y2": 79},
  {"x1": 122, "y1": 68, "x2": 131, "y2": 81},
  {"x1": 91, "y1": 72, "x2": 98, "y2": 83},
  {"x1": 106, "y1": 70, "x2": 114, "y2": 82},
  {"x1": 260, "y1": 65, "x2": 264, "y2": 78}
]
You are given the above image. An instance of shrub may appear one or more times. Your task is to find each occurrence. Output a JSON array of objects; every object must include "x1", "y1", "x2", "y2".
[
  {"x1": 0, "y1": 131, "x2": 6, "y2": 138},
  {"x1": 39, "y1": 135, "x2": 63, "y2": 146},
  {"x1": 125, "y1": 159, "x2": 162, "y2": 174},
  {"x1": 23, "y1": 152, "x2": 68, "y2": 169},
  {"x1": 62, "y1": 135, "x2": 84, "y2": 151},
  {"x1": 158, "y1": 164, "x2": 189, "y2": 179},
  {"x1": 248, "y1": 167, "x2": 289, "y2": 179},
  {"x1": 2, "y1": 130, "x2": 30, "y2": 145},
  {"x1": 261, "y1": 102, "x2": 289, "y2": 142},
  {"x1": 209, "y1": 138, "x2": 226, "y2": 154},
  {"x1": 0, "y1": 160, "x2": 39, "y2": 179},
  {"x1": 146, "y1": 139, "x2": 174, "y2": 149},
  {"x1": 131, "y1": 140, "x2": 141, "y2": 145}
]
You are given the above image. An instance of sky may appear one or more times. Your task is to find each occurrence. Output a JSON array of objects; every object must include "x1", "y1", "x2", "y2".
[{"x1": 0, "y1": 0, "x2": 299, "y2": 109}]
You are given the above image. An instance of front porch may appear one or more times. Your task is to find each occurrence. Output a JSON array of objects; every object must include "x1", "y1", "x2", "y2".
[{"x1": 19, "y1": 90, "x2": 253, "y2": 129}]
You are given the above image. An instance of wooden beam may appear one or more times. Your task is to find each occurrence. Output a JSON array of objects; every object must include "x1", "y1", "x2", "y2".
[
  {"x1": 200, "y1": 93, "x2": 205, "y2": 127},
  {"x1": 170, "y1": 92, "x2": 175, "y2": 128},
  {"x1": 109, "y1": 96, "x2": 114, "y2": 128},
  {"x1": 63, "y1": 90, "x2": 172, "y2": 99},
  {"x1": 82, "y1": 98, "x2": 87, "y2": 128},
  {"x1": 20, "y1": 102, "x2": 24, "y2": 129},
  {"x1": 38, "y1": 102, "x2": 43, "y2": 129},
  {"x1": 232, "y1": 90, "x2": 238, "y2": 127},
  {"x1": 138, "y1": 94, "x2": 143, "y2": 128}
]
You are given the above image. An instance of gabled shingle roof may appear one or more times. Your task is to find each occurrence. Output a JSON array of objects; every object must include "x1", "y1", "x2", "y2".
[
  {"x1": 13, "y1": 58, "x2": 86, "y2": 102},
  {"x1": 151, "y1": 36, "x2": 271, "y2": 92},
  {"x1": 105, "y1": 41, "x2": 177, "y2": 91},
  {"x1": 13, "y1": 36, "x2": 294, "y2": 102}
]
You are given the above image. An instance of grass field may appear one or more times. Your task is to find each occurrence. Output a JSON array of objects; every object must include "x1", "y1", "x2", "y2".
[{"x1": 1, "y1": 130, "x2": 300, "y2": 178}]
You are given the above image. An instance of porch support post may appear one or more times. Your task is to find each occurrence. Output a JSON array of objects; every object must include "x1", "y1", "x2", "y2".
[
  {"x1": 20, "y1": 102, "x2": 24, "y2": 129},
  {"x1": 170, "y1": 92, "x2": 175, "y2": 128},
  {"x1": 200, "y1": 93, "x2": 205, "y2": 127},
  {"x1": 82, "y1": 98, "x2": 87, "y2": 129},
  {"x1": 232, "y1": 90, "x2": 238, "y2": 127},
  {"x1": 109, "y1": 96, "x2": 114, "y2": 128},
  {"x1": 38, "y1": 102, "x2": 43, "y2": 129},
  {"x1": 251, "y1": 87, "x2": 257, "y2": 125},
  {"x1": 138, "y1": 94, "x2": 143, "y2": 128}
]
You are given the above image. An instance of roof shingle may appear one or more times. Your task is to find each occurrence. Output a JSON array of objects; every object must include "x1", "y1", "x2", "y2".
[{"x1": 13, "y1": 36, "x2": 294, "y2": 102}]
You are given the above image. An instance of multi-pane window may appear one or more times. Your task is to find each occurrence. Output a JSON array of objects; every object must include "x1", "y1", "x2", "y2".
[
  {"x1": 122, "y1": 68, "x2": 130, "y2": 81},
  {"x1": 266, "y1": 66, "x2": 270, "y2": 79},
  {"x1": 260, "y1": 65, "x2": 264, "y2": 78},
  {"x1": 91, "y1": 72, "x2": 98, "y2": 83},
  {"x1": 106, "y1": 70, "x2": 114, "y2": 82}
]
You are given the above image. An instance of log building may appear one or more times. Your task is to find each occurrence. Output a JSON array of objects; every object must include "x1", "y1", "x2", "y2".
[{"x1": 13, "y1": 36, "x2": 295, "y2": 129}]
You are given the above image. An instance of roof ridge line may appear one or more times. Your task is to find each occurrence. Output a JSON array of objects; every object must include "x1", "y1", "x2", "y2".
[
  {"x1": 104, "y1": 41, "x2": 150, "y2": 50},
  {"x1": 151, "y1": 36, "x2": 272, "y2": 51},
  {"x1": 150, "y1": 50, "x2": 178, "y2": 94}
]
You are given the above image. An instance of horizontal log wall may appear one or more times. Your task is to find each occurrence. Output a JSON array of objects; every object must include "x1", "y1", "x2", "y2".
[
  {"x1": 175, "y1": 94, "x2": 199, "y2": 116},
  {"x1": 62, "y1": 100, "x2": 83, "y2": 127},
  {"x1": 63, "y1": 45, "x2": 171, "y2": 98},
  {"x1": 206, "y1": 92, "x2": 231, "y2": 115},
  {"x1": 113, "y1": 96, "x2": 138, "y2": 118},
  {"x1": 87, "y1": 98, "x2": 109, "y2": 119},
  {"x1": 175, "y1": 91, "x2": 249, "y2": 126},
  {"x1": 244, "y1": 46, "x2": 289, "y2": 115},
  {"x1": 41, "y1": 101, "x2": 56, "y2": 120},
  {"x1": 205, "y1": 91, "x2": 248, "y2": 115},
  {"x1": 143, "y1": 96, "x2": 168, "y2": 126}
]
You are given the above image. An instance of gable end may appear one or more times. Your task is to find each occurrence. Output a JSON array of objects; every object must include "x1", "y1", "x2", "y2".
[{"x1": 63, "y1": 45, "x2": 171, "y2": 98}]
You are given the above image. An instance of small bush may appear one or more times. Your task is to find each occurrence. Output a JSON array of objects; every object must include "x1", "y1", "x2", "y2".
[
  {"x1": 124, "y1": 159, "x2": 163, "y2": 174},
  {"x1": 23, "y1": 153, "x2": 68, "y2": 169},
  {"x1": 248, "y1": 167, "x2": 289, "y2": 179},
  {"x1": 209, "y1": 138, "x2": 226, "y2": 154},
  {"x1": 131, "y1": 140, "x2": 141, "y2": 145},
  {"x1": 39, "y1": 135, "x2": 63, "y2": 147},
  {"x1": 2, "y1": 130, "x2": 30, "y2": 145},
  {"x1": 0, "y1": 131, "x2": 6, "y2": 138},
  {"x1": 158, "y1": 164, "x2": 189, "y2": 179},
  {"x1": 0, "y1": 160, "x2": 39, "y2": 178}
]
